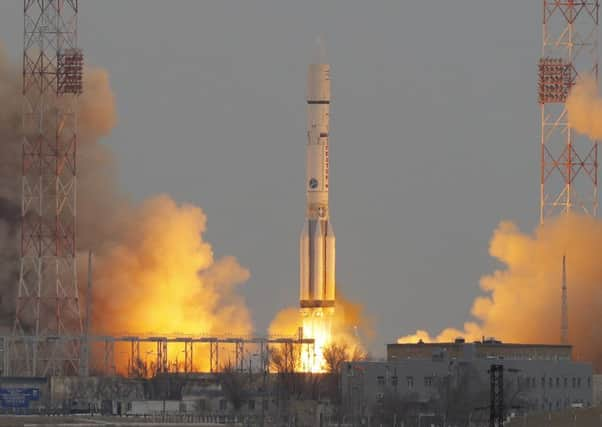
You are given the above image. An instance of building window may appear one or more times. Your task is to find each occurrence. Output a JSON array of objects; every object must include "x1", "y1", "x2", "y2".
[
  {"x1": 391, "y1": 376, "x2": 398, "y2": 386},
  {"x1": 564, "y1": 377, "x2": 568, "y2": 388},
  {"x1": 424, "y1": 377, "x2": 433, "y2": 387},
  {"x1": 262, "y1": 400, "x2": 269, "y2": 410},
  {"x1": 219, "y1": 400, "x2": 227, "y2": 411},
  {"x1": 541, "y1": 377, "x2": 545, "y2": 388},
  {"x1": 248, "y1": 400, "x2": 255, "y2": 410},
  {"x1": 376, "y1": 392, "x2": 384, "y2": 404},
  {"x1": 577, "y1": 377, "x2": 582, "y2": 388},
  {"x1": 588, "y1": 377, "x2": 592, "y2": 388},
  {"x1": 376, "y1": 375, "x2": 385, "y2": 385},
  {"x1": 197, "y1": 399, "x2": 206, "y2": 411},
  {"x1": 549, "y1": 377, "x2": 553, "y2": 388},
  {"x1": 407, "y1": 376, "x2": 414, "y2": 389}
]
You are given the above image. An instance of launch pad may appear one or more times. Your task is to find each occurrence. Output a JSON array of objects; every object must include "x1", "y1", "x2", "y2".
[{"x1": 0, "y1": 334, "x2": 315, "y2": 377}]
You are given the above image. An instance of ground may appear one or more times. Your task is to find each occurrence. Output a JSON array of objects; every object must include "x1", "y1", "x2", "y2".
[{"x1": 0, "y1": 415, "x2": 234, "y2": 426}]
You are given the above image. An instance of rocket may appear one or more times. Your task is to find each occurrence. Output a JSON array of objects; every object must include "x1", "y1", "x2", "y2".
[{"x1": 300, "y1": 63, "x2": 336, "y2": 310}]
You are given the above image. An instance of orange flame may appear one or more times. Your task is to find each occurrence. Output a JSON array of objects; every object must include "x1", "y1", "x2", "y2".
[{"x1": 270, "y1": 295, "x2": 370, "y2": 372}]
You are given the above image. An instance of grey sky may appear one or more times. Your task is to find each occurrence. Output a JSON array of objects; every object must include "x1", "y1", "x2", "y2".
[{"x1": 0, "y1": 1, "x2": 541, "y2": 355}]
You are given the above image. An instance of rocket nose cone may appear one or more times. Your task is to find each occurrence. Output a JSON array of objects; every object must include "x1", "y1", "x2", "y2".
[{"x1": 312, "y1": 34, "x2": 327, "y2": 65}]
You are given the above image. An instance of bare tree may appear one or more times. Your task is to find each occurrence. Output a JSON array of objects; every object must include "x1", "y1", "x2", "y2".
[
  {"x1": 323, "y1": 342, "x2": 366, "y2": 374},
  {"x1": 220, "y1": 360, "x2": 247, "y2": 411},
  {"x1": 129, "y1": 357, "x2": 148, "y2": 379}
]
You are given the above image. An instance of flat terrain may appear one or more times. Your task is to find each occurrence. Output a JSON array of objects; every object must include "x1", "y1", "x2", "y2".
[{"x1": 0, "y1": 416, "x2": 233, "y2": 426}]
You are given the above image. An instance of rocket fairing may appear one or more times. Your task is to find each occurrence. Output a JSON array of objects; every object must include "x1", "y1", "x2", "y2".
[{"x1": 300, "y1": 64, "x2": 336, "y2": 309}]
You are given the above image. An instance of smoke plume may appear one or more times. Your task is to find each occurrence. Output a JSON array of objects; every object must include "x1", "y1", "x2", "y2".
[
  {"x1": 399, "y1": 214, "x2": 602, "y2": 369},
  {"x1": 567, "y1": 75, "x2": 602, "y2": 139},
  {"x1": 0, "y1": 44, "x2": 253, "y2": 359}
]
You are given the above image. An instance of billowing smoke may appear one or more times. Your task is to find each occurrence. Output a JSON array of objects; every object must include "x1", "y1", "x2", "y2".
[
  {"x1": 0, "y1": 44, "x2": 253, "y2": 358},
  {"x1": 398, "y1": 214, "x2": 602, "y2": 368},
  {"x1": 0, "y1": 44, "x2": 26, "y2": 329},
  {"x1": 566, "y1": 75, "x2": 602, "y2": 139},
  {"x1": 91, "y1": 196, "x2": 251, "y2": 336}
]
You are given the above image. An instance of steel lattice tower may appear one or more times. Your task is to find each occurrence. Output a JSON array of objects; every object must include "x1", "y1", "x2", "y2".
[
  {"x1": 540, "y1": 1, "x2": 599, "y2": 222},
  {"x1": 13, "y1": 0, "x2": 84, "y2": 376}
]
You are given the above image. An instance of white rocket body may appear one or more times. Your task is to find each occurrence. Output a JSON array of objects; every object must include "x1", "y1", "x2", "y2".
[{"x1": 300, "y1": 64, "x2": 336, "y2": 309}]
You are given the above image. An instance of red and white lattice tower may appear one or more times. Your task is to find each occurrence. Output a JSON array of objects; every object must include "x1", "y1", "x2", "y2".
[
  {"x1": 540, "y1": 1, "x2": 599, "y2": 222},
  {"x1": 13, "y1": 0, "x2": 84, "y2": 376}
]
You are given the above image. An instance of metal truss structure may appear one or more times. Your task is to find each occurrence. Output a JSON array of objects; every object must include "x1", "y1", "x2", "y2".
[
  {"x1": 489, "y1": 364, "x2": 504, "y2": 427},
  {"x1": 540, "y1": 1, "x2": 599, "y2": 222},
  {"x1": 14, "y1": 0, "x2": 84, "y2": 376},
  {"x1": 0, "y1": 335, "x2": 315, "y2": 377}
]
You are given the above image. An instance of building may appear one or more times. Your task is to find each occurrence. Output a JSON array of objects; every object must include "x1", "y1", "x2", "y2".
[
  {"x1": 388, "y1": 338, "x2": 572, "y2": 362},
  {"x1": 342, "y1": 339, "x2": 593, "y2": 426}
]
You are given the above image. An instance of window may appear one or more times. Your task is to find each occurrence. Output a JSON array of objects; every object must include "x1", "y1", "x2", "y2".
[
  {"x1": 262, "y1": 400, "x2": 269, "y2": 410},
  {"x1": 572, "y1": 377, "x2": 576, "y2": 388},
  {"x1": 564, "y1": 377, "x2": 568, "y2": 388},
  {"x1": 391, "y1": 376, "x2": 398, "y2": 386},
  {"x1": 407, "y1": 376, "x2": 414, "y2": 389},
  {"x1": 549, "y1": 377, "x2": 553, "y2": 388},
  {"x1": 541, "y1": 377, "x2": 546, "y2": 388},
  {"x1": 556, "y1": 377, "x2": 560, "y2": 388},
  {"x1": 219, "y1": 399, "x2": 227, "y2": 411},
  {"x1": 197, "y1": 399, "x2": 206, "y2": 411},
  {"x1": 588, "y1": 377, "x2": 592, "y2": 388},
  {"x1": 577, "y1": 377, "x2": 582, "y2": 388},
  {"x1": 424, "y1": 377, "x2": 433, "y2": 387},
  {"x1": 248, "y1": 400, "x2": 255, "y2": 410},
  {"x1": 376, "y1": 375, "x2": 385, "y2": 385},
  {"x1": 376, "y1": 392, "x2": 384, "y2": 404}
]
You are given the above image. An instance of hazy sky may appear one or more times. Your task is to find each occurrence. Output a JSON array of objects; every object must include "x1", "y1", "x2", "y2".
[{"x1": 0, "y1": 1, "x2": 542, "y2": 355}]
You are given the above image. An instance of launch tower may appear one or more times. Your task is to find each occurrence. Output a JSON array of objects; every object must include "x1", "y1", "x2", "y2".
[
  {"x1": 13, "y1": 0, "x2": 84, "y2": 376},
  {"x1": 539, "y1": 0, "x2": 599, "y2": 221}
]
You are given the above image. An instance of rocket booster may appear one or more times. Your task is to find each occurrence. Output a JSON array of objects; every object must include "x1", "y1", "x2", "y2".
[{"x1": 300, "y1": 64, "x2": 336, "y2": 309}]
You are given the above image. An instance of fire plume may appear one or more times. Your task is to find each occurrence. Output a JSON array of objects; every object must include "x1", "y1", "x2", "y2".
[{"x1": 270, "y1": 295, "x2": 369, "y2": 372}]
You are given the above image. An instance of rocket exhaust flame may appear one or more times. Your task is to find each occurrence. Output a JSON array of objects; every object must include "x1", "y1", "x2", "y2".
[{"x1": 0, "y1": 45, "x2": 252, "y2": 373}]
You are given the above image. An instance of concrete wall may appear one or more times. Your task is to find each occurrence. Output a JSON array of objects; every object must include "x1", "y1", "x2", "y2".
[{"x1": 126, "y1": 399, "x2": 182, "y2": 415}]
